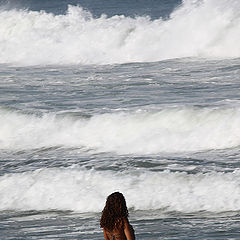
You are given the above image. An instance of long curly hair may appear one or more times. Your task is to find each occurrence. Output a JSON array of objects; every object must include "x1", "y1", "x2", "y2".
[{"x1": 100, "y1": 192, "x2": 129, "y2": 232}]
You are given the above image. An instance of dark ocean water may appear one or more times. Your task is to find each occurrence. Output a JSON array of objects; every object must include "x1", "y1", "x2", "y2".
[
  {"x1": 1, "y1": 0, "x2": 240, "y2": 239},
  {"x1": 1, "y1": 0, "x2": 181, "y2": 18}
]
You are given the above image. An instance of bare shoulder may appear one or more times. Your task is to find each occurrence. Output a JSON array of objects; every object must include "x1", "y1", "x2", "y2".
[
  {"x1": 103, "y1": 227, "x2": 110, "y2": 240},
  {"x1": 122, "y1": 216, "x2": 129, "y2": 225}
]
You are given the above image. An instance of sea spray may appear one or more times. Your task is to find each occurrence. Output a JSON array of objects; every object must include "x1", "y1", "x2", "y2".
[{"x1": 0, "y1": 0, "x2": 240, "y2": 65}]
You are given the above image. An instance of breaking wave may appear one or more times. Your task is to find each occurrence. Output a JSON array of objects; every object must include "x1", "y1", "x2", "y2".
[
  {"x1": 1, "y1": 106, "x2": 240, "y2": 154},
  {"x1": 0, "y1": 0, "x2": 240, "y2": 65},
  {"x1": 1, "y1": 168, "x2": 240, "y2": 213}
]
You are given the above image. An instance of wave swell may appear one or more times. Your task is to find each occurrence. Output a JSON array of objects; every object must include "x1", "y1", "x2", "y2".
[{"x1": 0, "y1": 0, "x2": 240, "y2": 65}]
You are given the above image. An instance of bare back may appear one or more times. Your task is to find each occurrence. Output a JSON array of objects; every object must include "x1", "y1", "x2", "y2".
[{"x1": 103, "y1": 217, "x2": 135, "y2": 240}]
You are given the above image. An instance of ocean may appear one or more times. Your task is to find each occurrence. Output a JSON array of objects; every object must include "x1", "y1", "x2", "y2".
[{"x1": 1, "y1": 0, "x2": 240, "y2": 239}]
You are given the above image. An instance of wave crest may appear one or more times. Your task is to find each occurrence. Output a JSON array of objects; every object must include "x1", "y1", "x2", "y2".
[
  {"x1": 1, "y1": 106, "x2": 240, "y2": 153},
  {"x1": 1, "y1": 168, "x2": 240, "y2": 213},
  {"x1": 0, "y1": 0, "x2": 240, "y2": 65}
]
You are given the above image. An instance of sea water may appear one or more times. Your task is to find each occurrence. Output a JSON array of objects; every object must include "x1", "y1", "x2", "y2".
[{"x1": 1, "y1": 0, "x2": 240, "y2": 239}]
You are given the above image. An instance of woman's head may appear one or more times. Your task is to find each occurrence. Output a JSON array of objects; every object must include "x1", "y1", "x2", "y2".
[{"x1": 100, "y1": 192, "x2": 129, "y2": 231}]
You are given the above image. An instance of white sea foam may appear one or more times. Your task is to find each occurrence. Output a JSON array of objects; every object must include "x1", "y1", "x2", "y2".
[
  {"x1": 1, "y1": 168, "x2": 240, "y2": 213},
  {"x1": 0, "y1": 0, "x2": 240, "y2": 65},
  {"x1": 1, "y1": 107, "x2": 240, "y2": 153}
]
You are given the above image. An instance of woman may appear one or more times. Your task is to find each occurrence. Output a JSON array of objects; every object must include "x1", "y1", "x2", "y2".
[{"x1": 100, "y1": 192, "x2": 135, "y2": 240}]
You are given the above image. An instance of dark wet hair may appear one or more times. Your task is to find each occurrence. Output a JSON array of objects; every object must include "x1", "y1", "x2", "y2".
[{"x1": 100, "y1": 192, "x2": 129, "y2": 232}]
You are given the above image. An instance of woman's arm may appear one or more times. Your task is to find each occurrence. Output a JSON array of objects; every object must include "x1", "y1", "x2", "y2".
[{"x1": 123, "y1": 218, "x2": 135, "y2": 240}]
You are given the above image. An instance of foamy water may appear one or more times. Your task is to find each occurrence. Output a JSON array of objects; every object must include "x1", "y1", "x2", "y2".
[
  {"x1": 1, "y1": 106, "x2": 240, "y2": 153},
  {"x1": 0, "y1": 0, "x2": 240, "y2": 65},
  {"x1": 1, "y1": 0, "x2": 240, "y2": 239},
  {"x1": 1, "y1": 168, "x2": 240, "y2": 213}
]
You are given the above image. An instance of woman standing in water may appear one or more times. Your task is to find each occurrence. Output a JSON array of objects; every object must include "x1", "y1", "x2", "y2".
[{"x1": 100, "y1": 192, "x2": 135, "y2": 240}]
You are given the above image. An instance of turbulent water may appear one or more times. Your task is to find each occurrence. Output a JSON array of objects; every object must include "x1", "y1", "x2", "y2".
[
  {"x1": 1, "y1": 0, "x2": 240, "y2": 65},
  {"x1": 1, "y1": 0, "x2": 240, "y2": 239}
]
